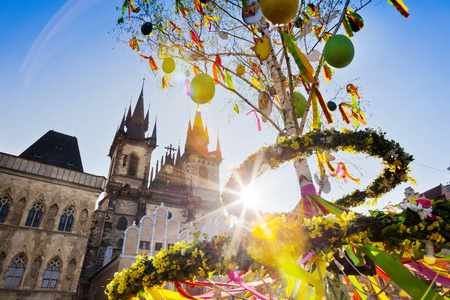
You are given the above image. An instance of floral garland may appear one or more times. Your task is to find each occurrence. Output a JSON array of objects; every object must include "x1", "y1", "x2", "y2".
[
  {"x1": 105, "y1": 196, "x2": 450, "y2": 299},
  {"x1": 106, "y1": 129, "x2": 450, "y2": 299},
  {"x1": 221, "y1": 128, "x2": 414, "y2": 208}
]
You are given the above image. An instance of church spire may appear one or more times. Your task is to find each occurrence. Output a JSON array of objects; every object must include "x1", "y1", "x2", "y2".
[
  {"x1": 185, "y1": 107, "x2": 209, "y2": 156},
  {"x1": 125, "y1": 79, "x2": 147, "y2": 139},
  {"x1": 215, "y1": 132, "x2": 222, "y2": 160},
  {"x1": 151, "y1": 117, "x2": 157, "y2": 139},
  {"x1": 119, "y1": 109, "x2": 126, "y2": 132}
]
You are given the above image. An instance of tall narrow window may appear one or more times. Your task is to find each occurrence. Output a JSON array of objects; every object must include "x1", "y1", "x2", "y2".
[
  {"x1": 117, "y1": 217, "x2": 127, "y2": 230},
  {"x1": 58, "y1": 207, "x2": 75, "y2": 232},
  {"x1": 5, "y1": 253, "x2": 27, "y2": 288},
  {"x1": 128, "y1": 153, "x2": 139, "y2": 176},
  {"x1": 41, "y1": 257, "x2": 61, "y2": 289},
  {"x1": 0, "y1": 195, "x2": 11, "y2": 223},
  {"x1": 25, "y1": 201, "x2": 44, "y2": 227},
  {"x1": 199, "y1": 166, "x2": 208, "y2": 180}
]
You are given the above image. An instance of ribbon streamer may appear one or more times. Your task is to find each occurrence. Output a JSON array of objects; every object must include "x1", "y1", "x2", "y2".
[
  {"x1": 314, "y1": 87, "x2": 334, "y2": 124},
  {"x1": 387, "y1": 0, "x2": 409, "y2": 18},
  {"x1": 362, "y1": 244, "x2": 445, "y2": 300},
  {"x1": 228, "y1": 271, "x2": 269, "y2": 300},
  {"x1": 245, "y1": 110, "x2": 261, "y2": 131},
  {"x1": 339, "y1": 102, "x2": 367, "y2": 128},
  {"x1": 347, "y1": 84, "x2": 360, "y2": 99},
  {"x1": 140, "y1": 54, "x2": 159, "y2": 71},
  {"x1": 283, "y1": 33, "x2": 315, "y2": 83}
]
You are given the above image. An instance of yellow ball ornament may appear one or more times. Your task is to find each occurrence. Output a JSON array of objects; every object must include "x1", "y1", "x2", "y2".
[
  {"x1": 260, "y1": 0, "x2": 299, "y2": 26},
  {"x1": 252, "y1": 36, "x2": 271, "y2": 61},
  {"x1": 236, "y1": 65, "x2": 245, "y2": 76},
  {"x1": 189, "y1": 73, "x2": 215, "y2": 104},
  {"x1": 162, "y1": 57, "x2": 176, "y2": 74}
]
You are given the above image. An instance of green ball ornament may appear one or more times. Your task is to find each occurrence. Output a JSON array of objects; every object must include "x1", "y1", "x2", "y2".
[
  {"x1": 162, "y1": 57, "x2": 176, "y2": 74},
  {"x1": 189, "y1": 73, "x2": 215, "y2": 104},
  {"x1": 323, "y1": 34, "x2": 355, "y2": 69},
  {"x1": 293, "y1": 92, "x2": 307, "y2": 118}
]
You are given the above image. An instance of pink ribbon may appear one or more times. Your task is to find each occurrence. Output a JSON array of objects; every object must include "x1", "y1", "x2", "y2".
[
  {"x1": 406, "y1": 262, "x2": 450, "y2": 285},
  {"x1": 246, "y1": 110, "x2": 261, "y2": 131},
  {"x1": 300, "y1": 183, "x2": 318, "y2": 199},
  {"x1": 228, "y1": 271, "x2": 270, "y2": 300}
]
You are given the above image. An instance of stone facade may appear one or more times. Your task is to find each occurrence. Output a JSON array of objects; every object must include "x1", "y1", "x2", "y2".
[{"x1": 0, "y1": 151, "x2": 105, "y2": 300}]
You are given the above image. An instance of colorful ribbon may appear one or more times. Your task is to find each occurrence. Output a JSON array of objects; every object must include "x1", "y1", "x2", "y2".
[{"x1": 246, "y1": 110, "x2": 261, "y2": 131}]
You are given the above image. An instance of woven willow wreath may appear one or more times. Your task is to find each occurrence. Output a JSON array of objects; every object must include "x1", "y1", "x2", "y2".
[{"x1": 221, "y1": 128, "x2": 413, "y2": 209}]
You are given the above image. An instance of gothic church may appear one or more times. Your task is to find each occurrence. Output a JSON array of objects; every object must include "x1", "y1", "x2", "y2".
[{"x1": 79, "y1": 85, "x2": 224, "y2": 299}]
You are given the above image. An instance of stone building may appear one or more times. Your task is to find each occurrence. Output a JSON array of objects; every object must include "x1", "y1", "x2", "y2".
[
  {"x1": 79, "y1": 86, "x2": 224, "y2": 299},
  {"x1": 0, "y1": 130, "x2": 106, "y2": 300}
]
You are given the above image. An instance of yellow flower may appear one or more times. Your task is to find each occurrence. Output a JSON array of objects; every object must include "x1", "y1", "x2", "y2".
[{"x1": 291, "y1": 140, "x2": 300, "y2": 150}]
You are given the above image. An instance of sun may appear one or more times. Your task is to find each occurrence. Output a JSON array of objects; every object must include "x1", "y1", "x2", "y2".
[{"x1": 240, "y1": 185, "x2": 260, "y2": 210}]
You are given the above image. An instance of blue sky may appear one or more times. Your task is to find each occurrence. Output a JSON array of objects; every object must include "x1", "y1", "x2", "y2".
[{"x1": 1, "y1": 0, "x2": 449, "y2": 213}]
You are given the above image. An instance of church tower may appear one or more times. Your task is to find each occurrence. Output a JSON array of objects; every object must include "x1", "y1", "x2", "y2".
[
  {"x1": 80, "y1": 83, "x2": 156, "y2": 290},
  {"x1": 177, "y1": 107, "x2": 222, "y2": 216},
  {"x1": 107, "y1": 83, "x2": 156, "y2": 190}
]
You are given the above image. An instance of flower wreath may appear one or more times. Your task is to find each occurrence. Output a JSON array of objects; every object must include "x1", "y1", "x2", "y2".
[
  {"x1": 106, "y1": 129, "x2": 450, "y2": 300},
  {"x1": 221, "y1": 128, "x2": 414, "y2": 209}
]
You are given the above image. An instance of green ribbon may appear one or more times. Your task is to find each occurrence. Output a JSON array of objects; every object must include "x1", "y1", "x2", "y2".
[{"x1": 361, "y1": 244, "x2": 445, "y2": 300}]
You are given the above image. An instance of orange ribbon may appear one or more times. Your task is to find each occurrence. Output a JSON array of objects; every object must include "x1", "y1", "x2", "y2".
[
  {"x1": 140, "y1": 55, "x2": 159, "y2": 71},
  {"x1": 339, "y1": 102, "x2": 367, "y2": 127}
]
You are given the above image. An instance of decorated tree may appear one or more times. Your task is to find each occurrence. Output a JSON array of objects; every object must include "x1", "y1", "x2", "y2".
[{"x1": 105, "y1": 0, "x2": 450, "y2": 299}]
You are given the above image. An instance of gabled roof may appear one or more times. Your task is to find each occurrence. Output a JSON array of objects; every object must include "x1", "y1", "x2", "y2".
[{"x1": 19, "y1": 130, "x2": 84, "y2": 172}]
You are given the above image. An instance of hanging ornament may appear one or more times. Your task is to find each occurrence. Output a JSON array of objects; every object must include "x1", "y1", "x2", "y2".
[
  {"x1": 215, "y1": 26, "x2": 229, "y2": 40},
  {"x1": 260, "y1": 0, "x2": 299, "y2": 26},
  {"x1": 141, "y1": 22, "x2": 153, "y2": 35},
  {"x1": 294, "y1": 15, "x2": 303, "y2": 28},
  {"x1": 347, "y1": 12, "x2": 364, "y2": 32},
  {"x1": 162, "y1": 57, "x2": 176, "y2": 74},
  {"x1": 293, "y1": 92, "x2": 307, "y2": 118},
  {"x1": 242, "y1": 0, "x2": 263, "y2": 25},
  {"x1": 251, "y1": 36, "x2": 271, "y2": 61},
  {"x1": 305, "y1": 49, "x2": 321, "y2": 62},
  {"x1": 236, "y1": 65, "x2": 246, "y2": 76},
  {"x1": 258, "y1": 92, "x2": 272, "y2": 122},
  {"x1": 189, "y1": 73, "x2": 215, "y2": 104},
  {"x1": 323, "y1": 34, "x2": 354, "y2": 68},
  {"x1": 327, "y1": 101, "x2": 337, "y2": 111},
  {"x1": 184, "y1": 70, "x2": 190, "y2": 77}
]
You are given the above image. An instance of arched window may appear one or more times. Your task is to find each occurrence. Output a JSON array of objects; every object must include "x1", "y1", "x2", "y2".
[
  {"x1": 41, "y1": 257, "x2": 61, "y2": 289},
  {"x1": 0, "y1": 195, "x2": 11, "y2": 223},
  {"x1": 58, "y1": 207, "x2": 75, "y2": 232},
  {"x1": 128, "y1": 153, "x2": 139, "y2": 176},
  {"x1": 199, "y1": 166, "x2": 208, "y2": 180},
  {"x1": 5, "y1": 253, "x2": 27, "y2": 288},
  {"x1": 116, "y1": 238, "x2": 124, "y2": 248},
  {"x1": 117, "y1": 217, "x2": 127, "y2": 230},
  {"x1": 25, "y1": 201, "x2": 44, "y2": 227}
]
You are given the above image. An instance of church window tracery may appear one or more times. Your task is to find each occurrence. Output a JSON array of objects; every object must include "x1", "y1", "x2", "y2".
[
  {"x1": 25, "y1": 201, "x2": 44, "y2": 228},
  {"x1": 0, "y1": 194, "x2": 11, "y2": 223},
  {"x1": 58, "y1": 207, "x2": 75, "y2": 232},
  {"x1": 41, "y1": 257, "x2": 61, "y2": 289},
  {"x1": 5, "y1": 253, "x2": 27, "y2": 288}
]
